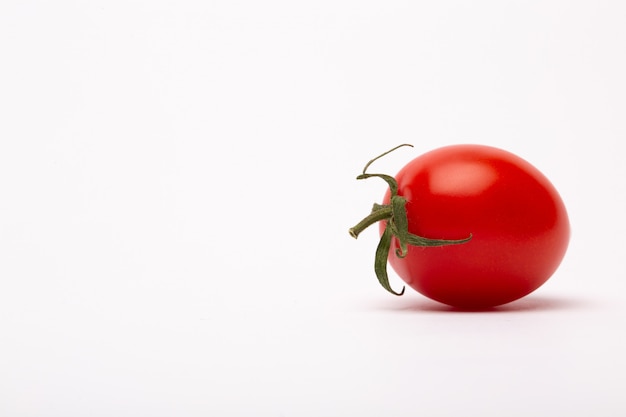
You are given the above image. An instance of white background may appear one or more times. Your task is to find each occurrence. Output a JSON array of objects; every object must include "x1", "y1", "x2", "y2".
[{"x1": 1, "y1": 1, "x2": 625, "y2": 416}]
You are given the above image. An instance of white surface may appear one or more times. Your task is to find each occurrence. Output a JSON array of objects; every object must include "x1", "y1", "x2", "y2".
[{"x1": 1, "y1": 1, "x2": 625, "y2": 416}]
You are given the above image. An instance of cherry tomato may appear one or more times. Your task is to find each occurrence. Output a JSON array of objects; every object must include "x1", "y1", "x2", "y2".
[{"x1": 350, "y1": 144, "x2": 570, "y2": 308}]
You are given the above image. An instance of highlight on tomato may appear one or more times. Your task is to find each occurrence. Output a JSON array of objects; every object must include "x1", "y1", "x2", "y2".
[{"x1": 349, "y1": 144, "x2": 570, "y2": 309}]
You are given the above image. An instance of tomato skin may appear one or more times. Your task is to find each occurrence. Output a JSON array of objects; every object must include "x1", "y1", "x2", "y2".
[{"x1": 380, "y1": 145, "x2": 570, "y2": 308}]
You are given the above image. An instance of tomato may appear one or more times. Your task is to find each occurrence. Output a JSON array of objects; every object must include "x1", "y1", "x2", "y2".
[{"x1": 349, "y1": 144, "x2": 570, "y2": 308}]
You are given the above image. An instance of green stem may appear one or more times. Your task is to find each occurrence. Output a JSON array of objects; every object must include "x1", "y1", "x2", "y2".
[{"x1": 348, "y1": 205, "x2": 392, "y2": 239}]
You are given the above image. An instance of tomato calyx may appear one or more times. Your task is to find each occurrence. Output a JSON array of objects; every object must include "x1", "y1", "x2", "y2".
[{"x1": 349, "y1": 144, "x2": 473, "y2": 296}]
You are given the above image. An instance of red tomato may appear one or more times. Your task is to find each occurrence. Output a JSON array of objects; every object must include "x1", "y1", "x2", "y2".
[{"x1": 350, "y1": 144, "x2": 570, "y2": 308}]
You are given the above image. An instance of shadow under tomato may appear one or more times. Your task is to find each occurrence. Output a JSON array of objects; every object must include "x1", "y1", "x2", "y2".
[{"x1": 375, "y1": 294, "x2": 592, "y2": 314}]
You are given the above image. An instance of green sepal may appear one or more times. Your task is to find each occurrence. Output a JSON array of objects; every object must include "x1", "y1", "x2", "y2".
[
  {"x1": 390, "y1": 196, "x2": 409, "y2": 258},
  {"x1": 406, "y1": 232, "x2": 473, "y2": 247},
  {"x1": 356, "y1": 173, "x2": 398, "y2": 196},
  {"x1": 375, "y1": 226, "x2": 405, "y2": 296}
]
